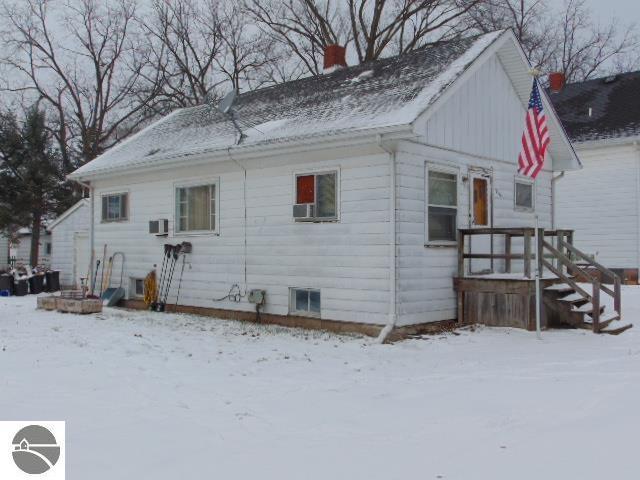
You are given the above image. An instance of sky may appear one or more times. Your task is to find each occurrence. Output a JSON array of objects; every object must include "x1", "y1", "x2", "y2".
[{"x1": 550, "y1": 0, "x2": 640, "y2": 24}]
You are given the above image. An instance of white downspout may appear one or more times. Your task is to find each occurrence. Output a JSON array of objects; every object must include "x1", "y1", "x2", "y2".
[
  {"x1": 551, "y1": 171, "x2": 565, "y2": 230},
  {"x1": 376, "y1": 134, "x2": 397, "y2": 344},
  {"x1": 73, "y1": 179, "x2": 94, "y2": 291}
]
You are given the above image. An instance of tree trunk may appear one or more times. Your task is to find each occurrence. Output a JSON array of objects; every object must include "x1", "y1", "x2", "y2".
[{"x1": 30, "y1": 213, "x2": 42, "y2": 268}]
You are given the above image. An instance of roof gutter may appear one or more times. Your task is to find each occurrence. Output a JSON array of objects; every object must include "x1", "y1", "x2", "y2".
[
  {"x1": 572, "y1": 134, "x2": 640, "y2": 150},
  {"x1": 68, "y1": 124, "x2": 414, "y2": 182}
]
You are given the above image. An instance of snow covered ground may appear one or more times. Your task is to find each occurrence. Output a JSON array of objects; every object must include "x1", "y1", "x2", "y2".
[{"x1": 1, "y1": 290, "x2": 639, "y2": 480}]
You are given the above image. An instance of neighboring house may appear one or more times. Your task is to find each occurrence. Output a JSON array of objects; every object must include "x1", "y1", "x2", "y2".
[
  {"x1": 68, "y1": 30, "x2": 580, "y2": 336},
  {"x1": 49, "y1": 199, "x2": 91, "y2": 288},
  {"x1": 13, "y1": 228, "x2": 52, "y2": 267},
  {"x1": 0, "y1": 233, "x2": 9, "y2": 269},
  {"x1": 551, "y1": 71, "x2": 640, "y2": 283}
]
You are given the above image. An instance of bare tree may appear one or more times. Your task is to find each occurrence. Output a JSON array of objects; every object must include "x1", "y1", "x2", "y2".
[
  {"x1": 0, "y1": 0, "x2": 162, "y2": 167},
  {"x1": 142, "y1": 0, "x2": 226, "y2": 111},
  {"x1": 464, "y1": 0, "x2": 639, "y2": 82},
  {"x1": 246, "y1": 0, "x2": 481, "y2": 76}
]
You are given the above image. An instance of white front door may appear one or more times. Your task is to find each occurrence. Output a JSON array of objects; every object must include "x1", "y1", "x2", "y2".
[
  {"x1": 468, "y1": 170, "x2": 493, "y2": 274},
  {"x1": 74, "y1": 232, "x2": 90, "y2": 289}
]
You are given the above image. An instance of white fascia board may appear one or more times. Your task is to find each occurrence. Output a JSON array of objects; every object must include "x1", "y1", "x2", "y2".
[
  {"x1": 68, "y1": 124, "x2": 415, "y2": 182},
  {"x1": 572, "y1": 135, "x2": 640, "y2": 150}
]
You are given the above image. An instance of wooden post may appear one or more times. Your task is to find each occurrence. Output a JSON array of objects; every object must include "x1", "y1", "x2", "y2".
[
  {"x1": 537, "y1": 228, "x2": 544, "y2": 278},
  {"x1": 592, "y1": 279, "x2": 600, "y2": 332},
  {"x1": 505, "y1": 233, "x2": 512, "y2": 273},
  {"x1": 524, "y1": 230, "x2": 532, "y2": 279},
  {"x1": 614, "y1": 275, "x2": 621, "y2": 314},
  {"x1": 458, "y1": 231, "x2": 465, "y2": 278}
]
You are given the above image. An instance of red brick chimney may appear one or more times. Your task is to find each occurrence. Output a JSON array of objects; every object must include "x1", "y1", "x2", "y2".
[
  {"x1": 549, "y1": 72, "x2": 566, "y2": 93},
  {"x1": 323, "y1": 44, "x2": 347, "y2": 72}
]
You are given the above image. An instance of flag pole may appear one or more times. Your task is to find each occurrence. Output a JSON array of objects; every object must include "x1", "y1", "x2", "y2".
[
  {"x1": 534, "y1": 214, "x2": 542, "y2": 340},
  {"x1": 529, "y1": 68, "x2": 543, "y2": 340}
]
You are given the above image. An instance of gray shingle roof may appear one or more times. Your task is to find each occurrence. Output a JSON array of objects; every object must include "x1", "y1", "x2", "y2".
[
  {"x1": 549, "y1": 71, "x2": 640, "y2": 143},
  {"x1": 71, "y1": 30, "x2": 504, "y2": 179}
]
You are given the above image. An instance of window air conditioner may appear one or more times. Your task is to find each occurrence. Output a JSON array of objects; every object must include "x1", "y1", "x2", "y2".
[
  {"x1": 149, "y1": 219, "x2": 169, "y2": 236},
  {"x1": 293, "y1": 204, "x2": 315, "y2": 220}
]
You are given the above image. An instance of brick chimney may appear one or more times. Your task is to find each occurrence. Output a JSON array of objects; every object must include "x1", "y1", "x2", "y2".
[
  {"x1": 549, "y1": 72, "x2": 566, "y2": 93},
  {"x1": 323, "y1": 44, "x2": 347, "y2": 72}
]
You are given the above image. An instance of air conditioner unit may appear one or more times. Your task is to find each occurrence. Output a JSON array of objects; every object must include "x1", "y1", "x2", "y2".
[
  {"x1": 149, "y1": 219, "x2": 169, "y2": 236},
  {"x1": 293, "y1": 203, "x2": 315, "y2": 220}
]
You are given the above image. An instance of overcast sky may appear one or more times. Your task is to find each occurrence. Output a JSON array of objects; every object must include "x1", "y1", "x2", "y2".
[{"x1": 550, "y1": 0, "x2": 640, "y2": 24}]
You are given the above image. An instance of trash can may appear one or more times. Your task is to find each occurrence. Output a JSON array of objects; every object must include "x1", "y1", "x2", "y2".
[
  {"x1": 0, "y1": 274, "x2": 13, "y2": 296},
  {"x1": 28, "y1": 274, "x2": 45, "y2": 294},
  {"x1": 14, "y1": 279, "x2": 28, "y2": 296},
  {"x1": 45, "y1": 271, "x2": 60, "y2": 292}
]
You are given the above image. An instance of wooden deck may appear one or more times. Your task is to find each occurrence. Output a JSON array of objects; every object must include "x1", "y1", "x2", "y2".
[{"x1": 454, "y1": 228, "x2": 629, "y2": 334}]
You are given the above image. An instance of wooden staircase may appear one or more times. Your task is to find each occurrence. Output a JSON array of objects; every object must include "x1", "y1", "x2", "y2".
[{"x1": 540, "y1": 236, "x2": 632, "y2": 335}]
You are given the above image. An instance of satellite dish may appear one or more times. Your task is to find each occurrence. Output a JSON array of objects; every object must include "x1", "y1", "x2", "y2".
[{"x1": 217, "y1": 90, "x2": 237, "y2": 114}]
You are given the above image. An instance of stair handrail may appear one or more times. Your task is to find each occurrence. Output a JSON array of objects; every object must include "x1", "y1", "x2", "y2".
[{"x1": 557, "y1": 238, "x2": 621, "y2": 315}]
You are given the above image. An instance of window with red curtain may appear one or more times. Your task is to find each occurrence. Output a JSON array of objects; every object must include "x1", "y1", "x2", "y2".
[{"x1": 296, "y1": 175, "x2": 315, "y2": 204}]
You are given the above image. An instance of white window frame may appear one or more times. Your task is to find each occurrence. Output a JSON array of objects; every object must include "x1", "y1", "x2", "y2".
[
  {"x1": 100, "y1": 191, "x2": 129, "y2": 223},
  {"x1": 514, "y1": 176, "x2": 535, "y2": 212},
  {"x1": 173, "y1": 178, "x2": 220, "y2": 236},
  {"x1": 425, "y1": 163, "x2": 459, "y2": 246},
  {"x1": 130, "y1": 277, "x2": 144, "y2": 299},
  {"x1": 292, "y1": 168, "x2": 340, "y2": 223},
  {"x1": 289, "y1": 287, "x2": 321, "y2": 318}
]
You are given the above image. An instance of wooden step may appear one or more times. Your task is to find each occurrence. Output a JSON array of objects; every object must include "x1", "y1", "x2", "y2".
[
  {"x1": 545, "y1": 283, "x2": 575, "y2": 293},
  {"x1": 599, "y1": 323, "x2": 633, "y2": 335},
  {"x1": 558, "y1": 292, "x2": 587, "y2": 304},
  {"x1": 584, "y1": 311, "x2": 620, "y2": 330},
  {"x1": 571, "y1": 302, "x2": 605, "y2": 315}
]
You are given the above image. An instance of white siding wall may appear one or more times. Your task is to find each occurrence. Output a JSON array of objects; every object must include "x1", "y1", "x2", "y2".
[
  {"x1": 556, "y1": 143, "x2": 639, "y2": 269},
  {"x1": 395, "y1": 54, "x2": 553, "y2": 326},
  {"x1": 0, "y1": 234, "x2": 9, "y2": 268},
  {"x1": 51, "y1": 202, "x2": 90, "y2": 286},
  {"x1": 92, "y1": 151, "x2": 392, "y2": 325},
  {"x1": 14, "y1": 233, "x2": 51, "y2": 267}
]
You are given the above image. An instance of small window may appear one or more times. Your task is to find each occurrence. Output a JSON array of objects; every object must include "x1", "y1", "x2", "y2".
[
  {"x1": 290, "y1": 287, "x2": 321, "y2": 317},
  {"x1": 101, "y1": 193, "x2": 128, "y2": 222},
  {"x1": 427, "y1": 169, "x2": 458, "y2": 242},
  {"x1": 175, "y1": 183, "x2": 218, "y2": 233},
  {"x1": 515, "y1": 179, "x2": 534, "y2": 211},
  {"x1": 45, "y1": 242, "x2": 52, "y2": 255},
  {"x1": 131, "y1": 278, "x2": 144, "y2": 298},
  {"x1": 294, "y1": 171, "x2": 337, "y2": 221}
]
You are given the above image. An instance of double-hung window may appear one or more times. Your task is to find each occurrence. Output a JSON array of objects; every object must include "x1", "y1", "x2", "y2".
[
  {"x1": 175, "y1": 181, "x2": 218, "y2": 234},
  {"x1": 514, "y1": 178, "x2": 534, "y2": 211},
  {"x1": 293, "y1": 171, "x2": 338, "y2": 221},
  {"x1": 101, "y1": 193, "x2": 128, "y2": 222},
  {"x1": 426, "y1": 168, "x2": 458, "y2": 243}
]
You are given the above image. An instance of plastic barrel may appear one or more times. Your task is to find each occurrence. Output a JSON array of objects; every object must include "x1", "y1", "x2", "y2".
[
  {"x1": 14, "y1": 279, "x2": 28, "y2": 296},
  {"x1": 28, "y1": 274, "x2": 45, "y2": 294},
  {"x1": 45, "y1": 271, "x2": 61, "y2": 292},
  {"x1": 0, "y1": 274, "x2": 13, "y2": 295}
]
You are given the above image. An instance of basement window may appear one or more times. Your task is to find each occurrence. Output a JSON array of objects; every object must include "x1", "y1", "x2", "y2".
[
  {"x1": 289, "y1": 287, "x2": 321, "y2": 317},
  {"x1": 101, "y1": 193, "x2": 128, "y2": 222},
  {"x1": 131, "y1": 278, "x2": 144, "y2": 298},
  {"x1": 293, "y1": 171, "x2": 338, "y2": 221},
  {"x1": 426, "y1": 168, "x2": 458, "y2": 243},
  {"x1": 515, "y1": 178, "x2": 534, "y2": 211}
]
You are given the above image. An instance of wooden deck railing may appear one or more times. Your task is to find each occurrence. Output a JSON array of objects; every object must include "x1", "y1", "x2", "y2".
[{"x1": 457, "y1": 227, "x2": 621, "y2": 331}]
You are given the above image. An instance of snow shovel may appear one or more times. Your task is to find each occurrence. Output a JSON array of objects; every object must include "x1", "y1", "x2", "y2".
[{"x1": 102, "y1": 252, "x2": 126, "y2": 307}]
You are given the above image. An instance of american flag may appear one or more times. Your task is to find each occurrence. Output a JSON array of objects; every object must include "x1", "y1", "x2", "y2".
[{"x1": 517, "y1": 79, "x2": 550, "y2": 179}]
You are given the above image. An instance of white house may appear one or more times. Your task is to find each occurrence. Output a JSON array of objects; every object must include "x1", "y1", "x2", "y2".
[
  {"x1": 48, "y1": 199, "x2": 91, "y2": 288},
  {"x1": 0, "y1": 233, "x2": 9, "y2": 269},
  {"x1": 68, "y1": 30, "x2": 580, "y2": 337},
  {"x1": 551, "y1": 71, "x2": 640, "y2": 284},
  {"x1": 13, "y1": 228, "x2": 52, "y2": 267}
]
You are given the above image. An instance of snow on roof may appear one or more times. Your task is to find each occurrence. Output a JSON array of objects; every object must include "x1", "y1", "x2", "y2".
[
  {"x1": 71, "y1": 30, "x2": 505, "y2": 179},
  {"x1": 550, "y1": 71, "x2": 640, "y2": 143}
]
